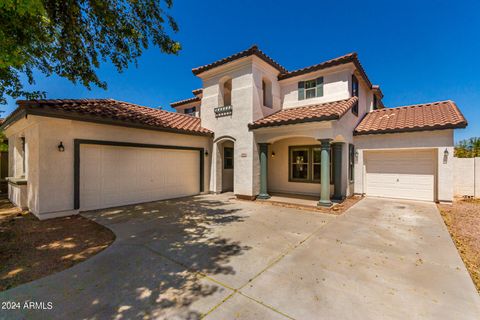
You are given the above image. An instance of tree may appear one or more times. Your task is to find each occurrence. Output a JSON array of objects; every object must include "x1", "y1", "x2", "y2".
[
  {"x1": 455, "y1": 137, "x2": 480, "y2": 158},
  {"x1": 0, "y1": 131, "x2": 7, "y2": 152},
  {"x1": 0, "y1": 0, "x2": 180, "y2": 104}
]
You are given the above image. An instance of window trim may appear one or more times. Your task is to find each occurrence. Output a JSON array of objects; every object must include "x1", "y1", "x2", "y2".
[
  {"x1": 349, "y1": 144, "x2": 355, "y2": 182},
  {"x1": 223, "y1": 147, "x2": 234, "y2": 170},
  {"x1": 304, "y1": 79, "x2": 317, "y2": 100},
  {"x1": 289, "y1": 146, "x2": 310, "y2": 182},
  {"x1": 298, "y1": 77, "x2": 324, "y2": 101},
  {"x1": 351, "y1": 74, "x2": 359, "y2": 115},
  {"x1": 288, "y1": 145, "x2": 333, "y2": 184}
]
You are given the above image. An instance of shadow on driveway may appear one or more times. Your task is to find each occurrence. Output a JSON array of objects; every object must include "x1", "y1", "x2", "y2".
[{"x1": 0, "y1": 195, "x2": 252, "y2": 320}]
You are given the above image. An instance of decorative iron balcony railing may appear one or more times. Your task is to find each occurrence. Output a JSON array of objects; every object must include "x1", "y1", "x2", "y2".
[{"x1": 214, "y1": 105, "x2": 233, "y2": 118}]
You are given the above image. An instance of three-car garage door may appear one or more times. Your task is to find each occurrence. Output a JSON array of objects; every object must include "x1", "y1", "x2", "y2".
[
  {"x1": 79, "y1": 144, "x2": 200, "y2": 211},
  {"x1": 364, "y1": 149, "x2": 436, "y2": 202}
]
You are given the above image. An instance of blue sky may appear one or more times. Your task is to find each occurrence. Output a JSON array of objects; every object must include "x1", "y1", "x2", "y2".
[{"x1": 2, "y1": 0, "x2": 479, "y2": 141}]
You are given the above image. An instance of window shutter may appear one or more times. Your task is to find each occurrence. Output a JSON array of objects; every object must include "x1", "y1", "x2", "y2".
[
  {"x1": 298, "y1": 81, "x2": 305, "y2": 100},
  {"x1": 316, "y1": 77, "x2": 324, "y2": 97}
]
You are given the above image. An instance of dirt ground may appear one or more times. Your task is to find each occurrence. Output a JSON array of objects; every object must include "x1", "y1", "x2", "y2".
[
  {"x1": 438, "y1": 198, "x2": 480, "y2": 293},
  {"x1": 0, "y1": 197, "x2": 115, "y2": 291}
]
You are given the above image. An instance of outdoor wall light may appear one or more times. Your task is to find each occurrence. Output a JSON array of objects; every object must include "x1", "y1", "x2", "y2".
[
  {"x1": 204, "y1": 150, "x2": 209, "y2": 157},
  {"x1": 271, "y1": 151, "x2": 275, "y2": 158},
  {"x1": 355, "y1": 150, "x2": 359, "y2": 159},
  {"x1": 58, "y1": 141, "x2": 65, "y2": 152},
  {"x1": 443, "y1": 148, "x2": 449, "y2": 164}
]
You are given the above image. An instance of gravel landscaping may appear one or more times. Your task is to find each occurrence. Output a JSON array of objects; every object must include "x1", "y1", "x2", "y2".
[{"x1": 438, "y1": 198, "x2": 480, "y2": 292}]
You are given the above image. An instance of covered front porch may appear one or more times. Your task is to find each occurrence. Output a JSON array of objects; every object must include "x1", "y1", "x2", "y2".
[{"x1": 253, "y1": 122, "x2": 353, "y2": 207}]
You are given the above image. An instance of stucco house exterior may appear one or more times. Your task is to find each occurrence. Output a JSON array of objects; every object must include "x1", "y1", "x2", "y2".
[{"x1": 1, "y1": 45, "x2": 468, "y2": 219}]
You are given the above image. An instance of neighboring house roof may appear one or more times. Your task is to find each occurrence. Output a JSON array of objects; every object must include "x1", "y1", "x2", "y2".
[
  {"x1": 2, "y1": 99, "x2": 212, "y2": 136},
  {"x1": 249, "y1": 97, "x2": 358, "y2": 129},
  {"x1": 354, "y1": 100, "x2": 467, "y2": 135},
  {"x1": 170, "y1": 96, "x2": 201, "y2": 108},
  {"x1": 192, "y1": 45, "x2": 288, "y2": 75}
]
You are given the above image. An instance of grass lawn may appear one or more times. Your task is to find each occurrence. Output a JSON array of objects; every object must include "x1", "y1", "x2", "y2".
[
  {"x1": 0, "y1": 196, "x2": 115, "y2": 291},
  {"x1": 438, "y1": 199, "x2": 480, "y2": 293}
]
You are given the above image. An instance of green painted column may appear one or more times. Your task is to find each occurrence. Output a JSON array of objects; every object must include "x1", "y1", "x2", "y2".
[
  {"x1": 332, "y1": 142, "x2": 344, "y2": 200},
  {"x1": 258, "y1": 143, "x2": 271, "y2": 199},
  {"x1": 318, "y1": 139, "x2": 332, "y2": 207}
]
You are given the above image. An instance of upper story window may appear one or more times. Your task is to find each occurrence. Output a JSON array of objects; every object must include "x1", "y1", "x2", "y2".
[
  {"x1": 352, "y1": 75, "x2": 359, "y2": 97},
  {"x1": 351, "y1": 75, "x2": 359, "y2": 115},
  {"x1": 221, "y1": 79, "x2": 232, "y2": 106},
  {"x1": 298, "y1": 77, "x2": 323, "y2": 101},
  {"x1": 184, "y1": 106, "x2": 196, "y2": 116},
  {"x1": 262, "y1": 79, "x2": 273, "y2": 108}
]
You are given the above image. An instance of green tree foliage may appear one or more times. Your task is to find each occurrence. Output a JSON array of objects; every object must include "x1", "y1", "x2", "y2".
[
  {"x1": 0, "y1": 131, "x2": 7, "y2": 152},
  {"x1": 0, "y1": 0, "x2": 180, "y2": 104},
  {"x1": 455, "y1": 137, "x2": 480, "y2": 158}
]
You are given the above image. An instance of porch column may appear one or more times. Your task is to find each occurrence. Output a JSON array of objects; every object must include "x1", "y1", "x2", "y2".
[
  {"x1": 318, "y1": 139, "x2": 332, "y2": 207},
  {"x1": 332, "y1": 142, "x2": 344, "y2": 201},
  {"x1": 257, "y1": 143, "x2": 271, "y2": 199}
]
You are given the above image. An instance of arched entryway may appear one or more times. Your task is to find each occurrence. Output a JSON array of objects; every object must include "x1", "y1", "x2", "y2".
[{"x1": 213, "y1": 136, "x2": 236, "y2": 193}]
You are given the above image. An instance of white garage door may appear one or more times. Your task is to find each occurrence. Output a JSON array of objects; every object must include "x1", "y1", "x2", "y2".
[
  {"x1": 365, "y1": 149, "x2": 436, "y2": 202},
  {"x1": 80, "y1": 144, "x2": 200, "y2": 211}
]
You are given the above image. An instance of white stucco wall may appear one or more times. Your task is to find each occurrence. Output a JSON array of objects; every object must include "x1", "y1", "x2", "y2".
[
  {"x1": 200, "y1": 57, "x2": 284, "y2": 197},
  {"x1": 353, "y1": 130, "x2": 455, "y2": 202},
  {"x1": 280, "y1": 65, "x2": 354, "y2": 109},
  {"x1": 454, "y1": 157, "x2": 480, "y2": 198},
  {"x1": 8, "y1": 184, "x2": 28, "y2": 209},
  {"x1": 5, "y1": 116, "x2": 212, "y2": 219},
  {"x1": 6, "y1": 118, "x2": 40, "y2": 213}
]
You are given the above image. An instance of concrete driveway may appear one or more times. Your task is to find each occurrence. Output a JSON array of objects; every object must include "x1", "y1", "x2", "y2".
[{"x1": 1, "y1": 195, "x2": 479, "y2": 319}]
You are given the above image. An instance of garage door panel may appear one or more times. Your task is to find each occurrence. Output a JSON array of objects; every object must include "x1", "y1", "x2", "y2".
[
  {"x1": 80, "y1": 145, "x2": 200, "y2": 211},
  {"x1": 365, "y1": 150, "x2": 436, "y2": 202}
]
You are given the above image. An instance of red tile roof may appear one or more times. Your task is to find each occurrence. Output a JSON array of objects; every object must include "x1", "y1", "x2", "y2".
[
  {"x1": 192, "y1": 46, "x2": 374, "y2": 93},
  {"x1": 278, "y1": 52, "x2": 373, "y2": 89},
  {"x1": 6, "y1": 99, "x2": 212, "y2": 136},
  {"x1": 249, "y1": 97, "x2": 358, "y2": 129},
  {"x1": 192, "y1": 88, "x2": 203, "y2": 96},
  {"x1": 170, "y1": 96, "x2": 201, "y2": 108},
  {"x1": 354, "y1": 100, "x2": 467, "y2": 135},
  {"x1": 192, "y1": 45, "x2": 287, "y2": 75}
]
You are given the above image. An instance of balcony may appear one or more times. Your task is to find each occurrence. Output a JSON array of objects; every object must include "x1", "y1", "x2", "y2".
[{"x1": 214, "y1": 105, "x2": 233, "y2": 118}]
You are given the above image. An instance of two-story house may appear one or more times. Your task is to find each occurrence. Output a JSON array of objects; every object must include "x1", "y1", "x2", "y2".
[
  {"x1": 1, "y1": 45, "x2": 467, "y2": 219},
  {"x1": 171, "y1": 45, "x2": 467, "y2": 206}
]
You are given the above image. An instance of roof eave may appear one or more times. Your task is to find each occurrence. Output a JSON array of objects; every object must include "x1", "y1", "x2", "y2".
[
  {"x1": 170, "y1": 97, "x2": 201, "y2": 108},
  {"x1": 192, "y1": 45, "x2": 287, "y2": 77},
  {"x1": 0, "y1": 105, "x2": 27, "y2": 131},
  {"x1": 353, "y1": 122, "x2": 468, "y2": 136},
  {"x1": 248, "y1": 114, "x2": 340, "y2": 130},
  {"x1": 2, "y1": 106, "x2": 213, "y2": 137}
]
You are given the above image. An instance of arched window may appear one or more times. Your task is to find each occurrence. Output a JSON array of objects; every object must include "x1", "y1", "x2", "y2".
[
  {"x1": 262, "y1": 78, "x2": 272, "y2": 108},
  {"x1": 222, "y1": 79, "x2": 232, "y2": 106}
]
